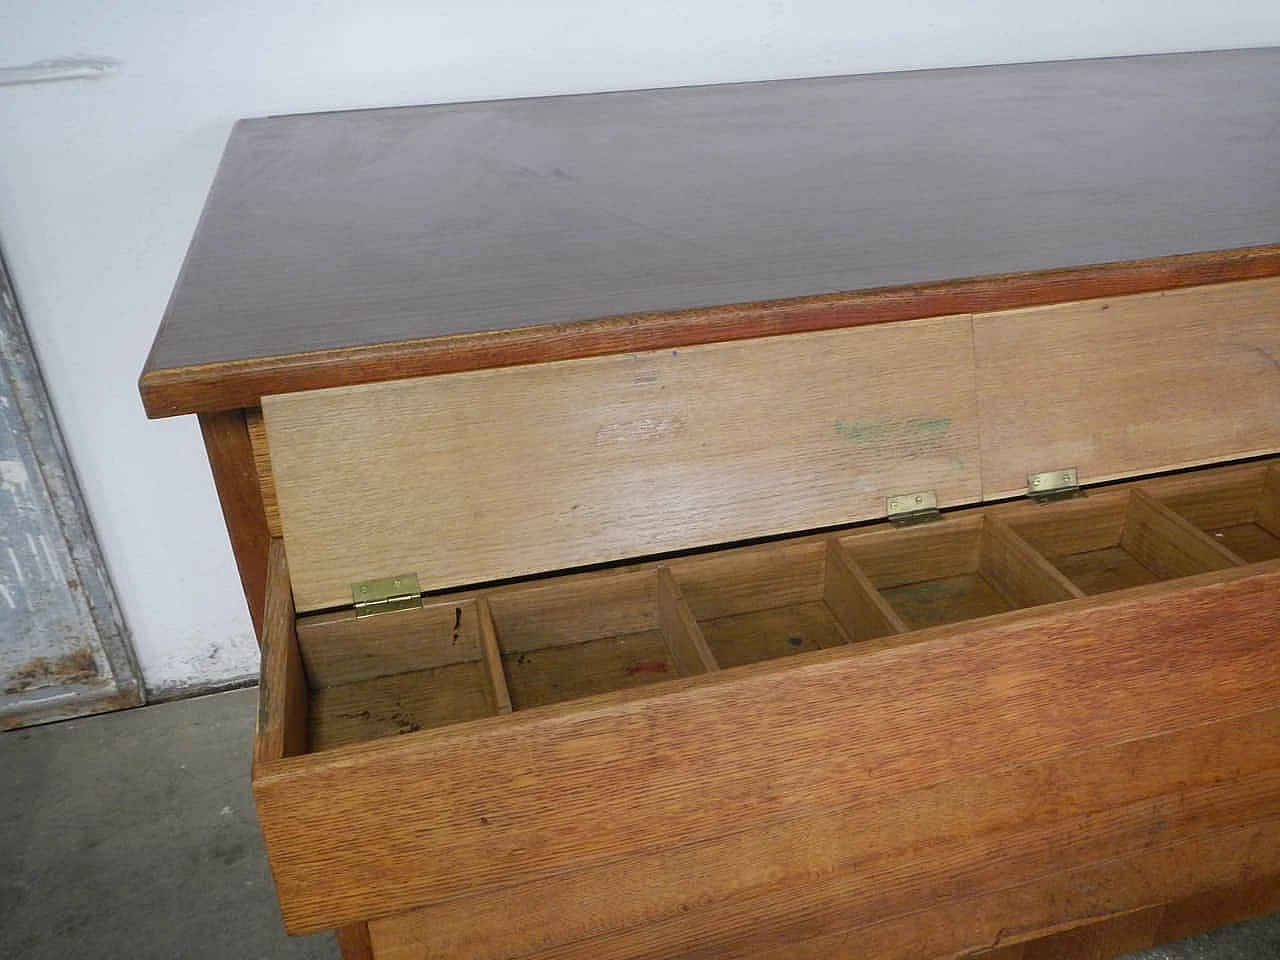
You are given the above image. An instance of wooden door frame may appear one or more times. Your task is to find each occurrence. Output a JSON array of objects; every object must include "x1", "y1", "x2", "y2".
[{"x1": 0, "y1": 247, "x2": 142, "y2": 727}]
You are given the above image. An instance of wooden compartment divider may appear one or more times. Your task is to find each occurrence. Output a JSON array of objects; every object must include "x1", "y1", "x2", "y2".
[
  {"x1": 838, "y1": 514, "x2": 1080, "y2": 631},
  {"x1": 1122, "y1": 490, "x2": 1244, "y2": 579},
  {"x1": 982, "y1": 516, "x2": 1086, "y2": 606},
  {"x1": 821, "y1": 538, "x2": 908, "y2": 642},
  {"x1": 1147, "y1": 462, "x2": 1280, "y2": 564},
  {"x1": 488, "y1": 569, "x2": 686, "y2": 710},
  {"x1": 1005, "y1": 488, "x2": 1243, "y2": 597},
  {"x1": 656, "y1": 568, "x2": 720, "y2": 676},
  {"x1": 666, "y1": 539, "x2": 859, "y2": 669},
  {"x1": 1263, "y1": 465, "x2": 1280, "y2": 539},
  {"x1": 475, "y1": 596, "x2": 512, "y2": 715}
]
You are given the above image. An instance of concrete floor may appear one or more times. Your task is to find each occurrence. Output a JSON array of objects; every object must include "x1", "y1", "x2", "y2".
[{"x1": 3, "y1": 688, "x2": 1279, "y2": 960}]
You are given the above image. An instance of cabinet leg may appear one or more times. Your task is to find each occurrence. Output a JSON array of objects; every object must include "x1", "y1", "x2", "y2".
[
  {"x1": 199, "y1": 408, "x2": 272, "y2": 640},
  {"x1": 336, "y1": 922, "x2": 374, "y2": 960}
]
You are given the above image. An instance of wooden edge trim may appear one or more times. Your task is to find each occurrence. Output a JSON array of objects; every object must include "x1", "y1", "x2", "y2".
[
  {"x1": 1125, "y1": 488, "x2": 1248, "y2": 575},
  {"x1": 822, "y1": 538, "x2": 908, "y2": 641},
  {"x1": 656, "y1": 567, "x2": 720, "y2": 675},
  {"x1": 199, "y1": 409, "x2": 271, "y2": 639},
  {"x1": 982, "y1": 515, "x2": 1086, "y2": 607},
  {"x1": 244, "y1": 407, "x2": 283, "y2": 539},
  {"x1": 476, "y1": 596, "x2": 513, "y2": 714},
  {"x1": 253, "y1": 539, "x2": 308, "y2": 765},
  {"x1": 141, "y1": 245, "x2": 1280, "y2": 418}
]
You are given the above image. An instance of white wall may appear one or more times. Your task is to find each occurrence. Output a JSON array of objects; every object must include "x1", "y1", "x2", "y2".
[{"x1": 2, "y1": 2, "x2": 1278, "y2": 696}]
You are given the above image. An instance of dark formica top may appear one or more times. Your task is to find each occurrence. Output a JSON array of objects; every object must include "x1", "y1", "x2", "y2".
[{"x1": 142, "y1": 48, "x2": 1280, "y2": 416}]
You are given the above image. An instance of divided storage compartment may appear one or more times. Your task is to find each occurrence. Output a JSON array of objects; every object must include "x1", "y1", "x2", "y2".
[
  {"x1": 665, "y1": 538, "x2": 896, "y2": 667},
  {"x1": 277, "y1": 458, "x2": 1274, "y2": 757},
  {"x1": 838, "y1": 514, "x2": 1079, "y2": 629},
  {"x1": 1146, "y1": 462, "x2": 1280, "y2": 564},
  {"x1": 298, "y1": 599, "x2": 502, "y2": 751},
  {"x1": 487, "y1": 569, "x2": 710, "y2": 710},
  {"x1": 1002, "y1": 487, "x2": 1241, "y2": 595}
]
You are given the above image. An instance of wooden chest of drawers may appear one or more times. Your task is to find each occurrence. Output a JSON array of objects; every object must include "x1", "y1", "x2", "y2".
[{"x1": 142, "y1": 48, "x2": 1280, "y2": 960}]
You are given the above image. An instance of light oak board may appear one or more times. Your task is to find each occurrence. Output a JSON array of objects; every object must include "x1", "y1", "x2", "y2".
[
  {"x1": 975, "y1": 277, "x2": 1280, "y2": 499},
  {"x1": 264, "y1": 315, "x2": 980, "y2": 612}
]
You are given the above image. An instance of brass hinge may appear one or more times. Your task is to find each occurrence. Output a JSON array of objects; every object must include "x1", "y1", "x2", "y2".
[
  {"x1": 352, "y1": 573, "x2": 423, "y2": 618},
  {"x1": 886, "y1": 490, "x2": 942, "y2": 527},
  {"x1": 1027, "y1": 467, "x2": 1083, "y2": 504}
]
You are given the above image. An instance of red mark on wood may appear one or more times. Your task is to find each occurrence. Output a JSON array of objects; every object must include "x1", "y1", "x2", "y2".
[{"x1": 624, "y1": 661, "x2": 670, "y2": 677}]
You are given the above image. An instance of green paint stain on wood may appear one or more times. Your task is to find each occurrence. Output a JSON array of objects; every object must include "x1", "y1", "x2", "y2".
[{"x1": 833, "y1": 416, "x2": 953, "y2": 445}]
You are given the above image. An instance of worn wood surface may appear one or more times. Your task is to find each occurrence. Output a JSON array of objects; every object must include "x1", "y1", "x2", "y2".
[
  {"x1": 297, "y1": 599, "x2": 483, "y2": 688},
  {"x1": 264, "y1": 315, "x2": 981, "y2": 611},
  {"x1": 975, "y1": 277, "x2": 1280, "y2": 499},
  {"x1": 265, "y1": 277, "x2": 1278, "y2": 614},
  {"x1": 253, "y1": 540, "x2": 306, "y2": 764},
  {"x1": 740, "y1": 820, "x2": 1280, "y2": 960},
  {"x1": 309, "y1": 662, "x2": 495, "y2": 751},
  {"x1": 486, "y1": 567, "x2": 661, "y2": 653},
  {"x1": 199, "y1": 409, "x2": 272, "y2": 638},
  {"x1": 365, "y1": 708, "x2": 1280, "y2": 960},
  {"x1": 141, "y1": 49, "x2": 1280, "y2": 417},
  {"x1": 254, "y1": 561, "x2": 1280, "y2": 934},
  {"x1": 1015, "y1": 909, "x2": 1167, "y2": 960}
]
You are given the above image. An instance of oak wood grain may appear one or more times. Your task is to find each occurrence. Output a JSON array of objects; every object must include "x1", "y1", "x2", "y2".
[
  {"x1": 142, "y1": 49, "x2": 1280, "y2": 418},
  {"x1": 253, "y1": 540, "x2": 307, "y2": 764},
  {"x1": 975, "y1": 277, "x2": 1280, "y2": 499},
  {"x1": 199, "y1": 409, "x2": 272, "y2": 638},
  {"x1": 245, "y1": 408, "x2": 282, "y2": 539},
  {"x1": 264, "y1": 314, "x2": 981, "y2": 611},
  {"x1": 297, "y1": 599, "x2": 483, "y2": 688},
  {"x1": 742, "y1": 819, "x2": 1280, "y2": 960},
  {"x1": 255, "y1": 562, "x2": 1280, "y2": 933},
  {"x1": 366, "y1": 708, "x2": 1280, "y2": 960}
]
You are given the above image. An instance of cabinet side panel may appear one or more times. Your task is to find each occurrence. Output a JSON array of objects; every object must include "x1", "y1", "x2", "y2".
[
  {"x1": 264, "y1": 316, "x2": 980, "y2": 612},
  {"x1": 975, "y1": 277, "x2": 1280, "y2": 501}
]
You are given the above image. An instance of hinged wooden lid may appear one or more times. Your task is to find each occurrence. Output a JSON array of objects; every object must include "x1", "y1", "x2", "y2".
[
  {"x1": 264, "y1": 277, "x2": 1280, "y2": 613},
  {"x1": 264, "y1": 315, "x2": 984, "y2": 613}
]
